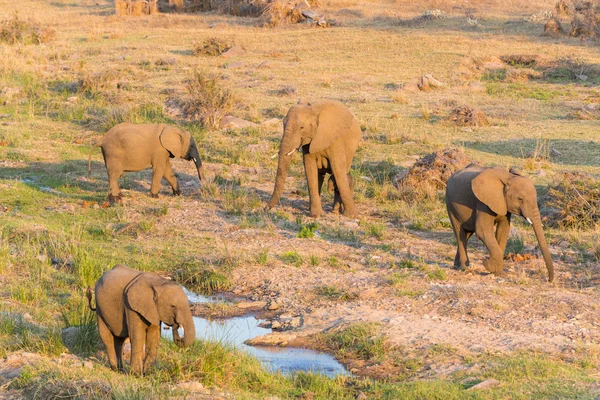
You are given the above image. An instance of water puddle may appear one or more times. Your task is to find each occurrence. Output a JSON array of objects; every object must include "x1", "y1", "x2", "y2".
[{"x1": 163, "y1": 290, "x2": 349, "y2": 377}]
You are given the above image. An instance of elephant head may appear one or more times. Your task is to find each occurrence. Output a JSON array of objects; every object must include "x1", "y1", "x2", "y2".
[
  {"x1": 160, "y1": 127, "x2": 205, "y2": 183},
  {"x1": 126, "y1": 275, "x2": 195, "y2": 347},
  {"x1": 266, "y1": 100, "x2": 348, "y2": 209},
  {"x1": 472, "y1": 167, "x2": 554, "y2": 282}
]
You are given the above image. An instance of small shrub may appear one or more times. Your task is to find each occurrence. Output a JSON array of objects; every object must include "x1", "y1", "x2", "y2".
[
  {"x1": 322, "y1": 323, "x2": 386, "y2": 360},
  {"x1": 281, "y1": 250, "x2": 303, "y2": 267},
  {"x1": 314, "y1": 285, "x2": 358, "y2": 301},
  {"x1": 257, "y1": 249, "x2": 269, "y2": 265},
  {"x1": 0, "y1": 15, "x2": 55, "y2": 45},
  {"x1": 298, "y1": 222, "x2": 318, "y2": 238},
  {"x1": 425, "y1": 266, "x2": 447, "y2": 281},
  {"x1": 181, "y1": 71, "x2": 236, "y2": 129},
  {"x1": 309, "y1": 255, "x2": 320, "y2": 266},
  {"x1": 193, "y1": 37, "x2": 231, "y2": 56},
  {"x1": 79, "y1": 69, "x2": 122, "y2": 96},
  {"x1": 422, "y1": 9, "x2": 447, "y2": 20},
  {"x1": 545, "y1": 172, "x2": 600, "y2": 229},
  {"x1": 388, "y1": 272, "x2": 407, "y2": 286},
  {"x1": 174, "y1": 258, "x2": 235, "y2": 294}
]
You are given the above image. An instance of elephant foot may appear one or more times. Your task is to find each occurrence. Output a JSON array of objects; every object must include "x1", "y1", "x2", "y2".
[
  {"x1": 108, "y1": 194, "x2": 122, "y2": 204},
  {"x1": 172, "y1": 189, "x2": 182, "y2": 196},
  {"x1": 483, "y1": 258, "x2": 502, "y2": 274},
  {"x1": 150, "y1": 192, "x2": 159, "y2": 199},
  {"x1": 342, "y1": 207, "x2": 356, "y2": 219},
  {"x1": 309, "y1": 208, "x2": 325, "y2": 218}
]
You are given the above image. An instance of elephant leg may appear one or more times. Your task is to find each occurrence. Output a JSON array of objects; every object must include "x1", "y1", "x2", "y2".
[
  {"x1": 143, "y1": 324, "x2": 161, "y2": 374},
  {"x1": 448, "y1": 211, "x2": 469, "y2": 268},
  {"x1": 303, "y1": 156, "x2": 324, "y2": 217},
  {"x1": 317, "y1": 170, "x2": 325, "y2": 196},
  {"x1": 495, "y1": 215, "x2": 512, "y2": 257},
  {"x1": 477, "y1": 221, "x2": 504, "y2": 276},
  {"x1": 97, "y1": 317, "x2": 119, "y2": 371},
  {"x1": 114, "y1": 336, "x2": 126, "y2": 372},
  {"x1": 330, "y1": 159, "x2": 356, "y2": 218},
  {"x1": 150, "y1": 165, "x2": 165, "y2": 198},
  {"x1": 106, "y1": 168, "x2": 123, "y2": 204},
  {"x1": 162, "y1": 162, "x2": 181, "y2": 196},
  {"x1": 129, "y1": 325, "x2": 146, "y2": 375}
]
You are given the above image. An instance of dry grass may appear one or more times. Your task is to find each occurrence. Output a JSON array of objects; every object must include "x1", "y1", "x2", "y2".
[
  {"x1": 394, "y1": 148, "x2": 471, "y2": 201},
  {"x1": 447, "y1": 105, "x2": 490, "y2": 127},
  {"x1": 115, "y1": 0, "x2": 159, "y2": 16},
  {"x1": 545, "y1": 172, "x2": 600, "y2": 229},
  {"x1": 0, "y1": 15, "x2": 55, "y2": 45},
  {"x1": 193, "y1": 37, "x2": 232, "y2": 56},
  {"x1": 180, "y1": 71, "x2": 236, "y2": 128}
]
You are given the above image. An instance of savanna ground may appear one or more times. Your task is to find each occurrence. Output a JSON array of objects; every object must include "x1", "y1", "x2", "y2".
[{"x1": 1, "y1": 0, "x2": 600, "y2": 398}]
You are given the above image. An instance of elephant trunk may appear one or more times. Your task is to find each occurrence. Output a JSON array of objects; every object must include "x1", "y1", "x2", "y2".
[
  {"x1": 266, "y1": 132, "x2": 297, "y2": 210},
  {"x1": 177, "y1": 312, "x2": 196, "y2": 347},
  {"x1": 527, "y1": 210, "x2": 554, "y2": 282},
  {"x1": 188, "y1": 139, "x2": 205, "y2": 182}
]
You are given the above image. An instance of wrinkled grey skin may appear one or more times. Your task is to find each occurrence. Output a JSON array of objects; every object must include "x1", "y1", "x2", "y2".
[
  {"x1": 266, "y1": 100, "x2": 361, "y2": 218},
  {"x1": 445, "y1": 164, "x2": 554, "y2": 282},
  {"x1": 87, "y1": 265, "x2": 195, "y2": 374},
  {"x1": 88, "y1": 123, "x2": 204, "y2": 203}
]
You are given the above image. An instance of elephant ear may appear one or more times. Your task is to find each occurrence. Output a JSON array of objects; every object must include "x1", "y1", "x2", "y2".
[
  {"x1": 126, "y1": 276, "x2": 160, "y2": 326},
  {"x1": 472, "y1": 167, "x2": 512, "y2": 216},
  {"x1": 309, "y1": 107, "x2": 348, "y2": 154},
  {"x1": 160, "y1": 126, "x2": 190, "y2": 159}
]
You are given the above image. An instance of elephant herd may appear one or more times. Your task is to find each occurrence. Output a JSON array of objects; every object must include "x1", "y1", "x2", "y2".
[{"x1": 87, "y1": 98, "x2": 554, "y2": 374}]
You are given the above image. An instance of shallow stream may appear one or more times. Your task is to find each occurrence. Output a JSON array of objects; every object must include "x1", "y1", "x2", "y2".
[{"x1": 162, "y1": 289, "x2": 349, "y2": 377}]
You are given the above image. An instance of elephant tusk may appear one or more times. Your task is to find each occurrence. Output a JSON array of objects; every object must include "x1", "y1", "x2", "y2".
[
  {"x1": 286, "y1": 150, "x2": 295, "y2": 156},
  {"x1": 271, "y1": 153, "x2": 278, "y2": 159},
  {"x1": 526, "y1": 217, "x2": 533, "y2": 225},
  {"x1": 193, "y1": 158, "x2": 197, "y2": 163},
  {"x1": 179, "y1": 326, "x2": 185, "y2": 335}
]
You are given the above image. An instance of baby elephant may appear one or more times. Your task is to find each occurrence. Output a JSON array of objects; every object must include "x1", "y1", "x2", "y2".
[
  {"x1": 446, "y1": 164, "x2": 554, "y2": 282},
  {"x1": 88, "y1": 123, "x2": 204, "y2": 203},
  {"x1": 87, "y1": 265, "x2": 196, "y2": 374}
]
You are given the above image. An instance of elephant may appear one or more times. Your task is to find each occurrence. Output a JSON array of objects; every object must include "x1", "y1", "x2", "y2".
[
  {"x1": 87, "y1": 265, "x2": 196, "y2": 374},
  {"x1": 445, "y1": 164, "x2": 554, "y2": 282},
  {"x1": 327, "y1": 174, "x2": 354, "y2": 214},
  {"x1": 266, "y1": 100, "x2": 361, "y2": 218},
  {"x1": 88, "y1": 123, "x2": 204, "y2": 203}
]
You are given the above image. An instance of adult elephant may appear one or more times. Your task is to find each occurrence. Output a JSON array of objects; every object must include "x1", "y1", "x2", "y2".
[
  {"x1": 88, "y1": 123, "x2": 204, "y2": 203},
  {"x1": 446, "y1": 164, "x2": 554, "y2": 282},
  {"x1": 266, "y1": 100, "x2": 361, "y2": 218},
  {"x1": 87, "y1": 265, "x2": 195, "y2": 374}
]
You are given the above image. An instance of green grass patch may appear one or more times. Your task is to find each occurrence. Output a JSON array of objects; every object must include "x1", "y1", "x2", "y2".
[
  {"x1": 298, "y1": 222, "x2": 319, "y2": 238},
  {"x1": 320, "y1": 323, "x2": 386, "y2": 361},
  {"x1": 314, "y1": 285, "x2": 358, "y2": 301},
  {"x1": 281, "y1": 250, "x2": 303, "y2": 267}
]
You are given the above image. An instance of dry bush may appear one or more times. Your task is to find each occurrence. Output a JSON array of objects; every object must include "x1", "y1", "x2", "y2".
[
  {"x1": 544, "y1": 17, "x2": 564, "y2": 35},
  {"x1": 555, "y1": 0, "x2": 574, "y2": 15},
  {"x1": 447, "y1": 105, "x2": 489, "y2": 127},
  {"x1": 545, "y1": 172, "x2": 600, "y2": 229},
  {"x1": 188, "y1": 0, "x2": 318, "y2": 26},
  {"x1": 505, "y1": 67, "x2": 541, "y2": 83},
  {"x1": 181, "y1": 71, "x2": 236, "y2": 129},
  {"x1": 0, "y1": 15, "x2": 55, "y2": 45},
  {"x1": 394, "y1": 148, "x2": 471, "y2": 201},
  {"x1": 193, "y1": 38, "x2": 231, "y2": 56},
  {"x1": 500, "y1": 54, "x2": 538, "y2": 67},
  {"x1": 79, "y1": 70, "x2": 122, "y2": 95},
  {"x1": 115, "y1": 0, "x2": 159, "y2": 16},
  {"x1": 567, "y1": 104, "x2": 600, "y2": 120}
]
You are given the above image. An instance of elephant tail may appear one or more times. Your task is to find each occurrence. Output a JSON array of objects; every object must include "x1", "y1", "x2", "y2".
[{"x1": 86, "y1": 287, "x2": 96, "y2": 311}]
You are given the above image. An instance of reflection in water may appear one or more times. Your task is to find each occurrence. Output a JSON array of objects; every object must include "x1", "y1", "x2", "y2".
[{"x1": 163, "y1": 313, "x2": 348, "y2": 377}]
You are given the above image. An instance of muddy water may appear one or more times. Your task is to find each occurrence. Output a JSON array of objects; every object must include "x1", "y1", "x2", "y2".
[{"x1": 163, "y1": 290, "x2": 349, "y2": 377}]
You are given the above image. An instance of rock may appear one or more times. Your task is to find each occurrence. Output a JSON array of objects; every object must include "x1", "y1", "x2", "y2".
[
  {"x1": 469, "y1": 344, "x2": 485, "y2": 353},
  {"x1": 0, "y1": 113, "x2": 11, "y2": 118},
  {"x1": 219, "y1": 116, "x2": 259, "y2": 130},
  {"x1": 246, "y1": 143, "x2": 269, "y2": 153},
  {"x1": 467, "y1": 379, "x2": 500, "y2": 390},
  {"x1": 236, "y1": 301, "x2": 267, "y2": 309},
  {"x1": 468, "y1": 81, "x2": 486, "y2": 93},
  {"x1": 259, "y1": 321, "x2": 273, "y2": 329},
  {"x1": 221, "y1": 45, "x2": 246, "y2": 59},
  {"x1": 261, "y1": 118, "x2": 281, "y2": 128},
  {"x1": 0, "y1": 367, "x2": 22, "y2": 380},
  {"x1": 271, "y1": 321, "x2": 282, "y2": 329},
  {"x1": 550, "y1": 148, "x2": 562, "y2": 157},
  {"x1": 224, "y1": 61, "x2": 244, "y2": 69},
  {"x1": 302, "y1": 10, "x2": 318, "y2": 19},
  {"x1": 257, "y1": 60, "x2": 271, "y2": 68},
  {"x1": 66, "y1": 96, "x2": 78, "y2": 103},
  {"x1": 356, "y1": 393, "x2": 367, "y2": 400},
  {"x1": 268, "y1": 301, "x2": 280, "y2": 311},
  {"x1": 177, "y1": 381, "x2": 204, "y2": 392},
  {"x1": 83, "y1": 361, "x2": 93, "y2": 370}
]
